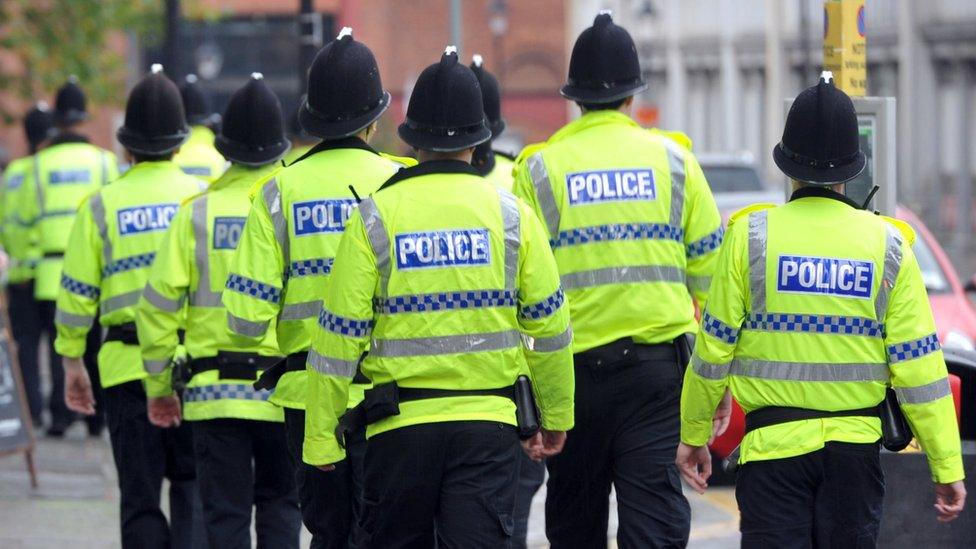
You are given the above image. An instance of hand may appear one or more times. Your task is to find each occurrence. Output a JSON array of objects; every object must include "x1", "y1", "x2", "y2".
[
  {"x1": 316, "y1": 464, "x2": 336, "y2": 472},
  {"x1": 522, "y1": 429, "x2": 567, "y2": 461},
  {"x1": 676, "y1": 442, "x2": 712, "y2": 494},
  {"x1": 147, "y1": 395, "x2": 182, "y2": 428},
  {"x1": 934, "y1": 481, "x2": 966, "y2": 523},
  {"x1": 64, "y1": 357, "x2": 96, "y2": 415},
  {"x1": 710, "y1": 389, "x2": 733, "y2": 444}
]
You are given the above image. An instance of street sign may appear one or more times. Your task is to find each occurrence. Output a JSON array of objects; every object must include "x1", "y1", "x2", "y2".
[
  {"x1": 823, "y1": 0, "x2": 867, "y2": 97},
  {"x1": 0, "y1": 293, "x2": 37, "y2": 488}
]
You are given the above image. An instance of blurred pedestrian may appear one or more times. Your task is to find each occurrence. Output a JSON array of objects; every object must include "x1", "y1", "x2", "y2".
[{"x1": 174, "y1": 74, "x2": 227, "y2": 183}]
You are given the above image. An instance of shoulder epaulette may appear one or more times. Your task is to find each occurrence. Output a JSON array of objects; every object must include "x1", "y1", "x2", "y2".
[
  {"x1": 247, "y1": 167, "x2": 285, "y2": 200},
  {"x1": 728, "y1": 203, "x2": 777, "y2": 228},
  {"x1": 514, "y1": 142, "x2": 547, "y2": 167},
  {"x1": 180, "y1": 190, "x2": 209, "y2": 207},
  {"x1": 649, "y1": 128, "x2": 693, "y2": 152},
  {"x1": 879, "y1": 215, "x2": 917, "y2": 246},
  {"x1": 379, "y1": 152, "x2": 418, "y2": 168}
]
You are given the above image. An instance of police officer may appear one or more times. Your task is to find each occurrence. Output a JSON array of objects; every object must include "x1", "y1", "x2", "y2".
[
  {"x1": 511, "y1": 12, "x2": 723, "y2": 547},
  {"x1": 174, "y1": 74, "x2": 227, "y2": 182},
  {"x1": 223, "y1": 28, "x2": 411, "y2": 548},
  {"x1": 57, "y1": 64, "x2": 205, "y2": 549},
  {"x1": 136, "y1": 73, "x2": 302, "y2": 549},
  {"x1": 1, "y1": 103, "x2": 52, "y2": 426},
  {"x1": 22, "y1": 77, "x2": 119, "y2": 436},
  {"x1": 677, "y1": 76, "x2": 967, "y2": 547},
  {"x1": 469, "y1": 55, "x2": 516, "y2": 191},
  {"x1": 303, "y1": 46, "x2": 574, "y2": 548}
]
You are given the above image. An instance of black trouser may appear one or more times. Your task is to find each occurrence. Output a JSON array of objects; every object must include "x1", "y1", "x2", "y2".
[
  {"x1": 513, "y1": 453, "x2": 545, "y2": 549},
  {"x1": 284, "y1": 407, "x2": 366, "y2": 549},
  {"x1": 545, "y1": 339, "x2": 690, "y2": 548},
  {"x1": 736, "y1": 441, "x2": 885, "y2": 548},
  {"x1": 37, "y1": 298, "x2": 73, "y2": 428},
  {"x1": 8, "y1": 282, "x2": 42, "y2": 423},
  {"x1": 104, "y1": 380, "x2": 205, "y2": 549},
  {"x1": 192, "y1": 418, "x2": 301, "y2": 549},
  {"x1": 360, "y1": 421, "x2": 520, "y2": 548}
]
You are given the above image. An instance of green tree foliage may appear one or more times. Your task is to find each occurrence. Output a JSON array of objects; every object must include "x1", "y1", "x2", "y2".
[{"x1": 0, "y1": 0, "x2": 163, "y2": 121}]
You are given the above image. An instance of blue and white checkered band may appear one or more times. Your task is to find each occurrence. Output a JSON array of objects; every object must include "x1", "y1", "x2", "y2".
[
  {"x1": 888, "y1": 333, "x2": 941, "y2": 363},
  {"x1": 777, "y1": 255, "x2": 874, "y2": 299},
  {"x1": 117, "y1": 204, "x2": 179, "y2": 236},
  {"x1": 318, "y1": 307, "x2": 373, "y2": 337},
  {"x1": 49, "y1": 169, "x2": 91, "y2": 185},
  {"x1": 687, "y1": 228, "x2": 725, "y2": 258},
  {"x1": 549, "y1": 223, "x2": 683, "y2": 248},
  {"x1": 60, "y1": 274, "x2": 100, "y2": 299},
  {"x1": 374, "y1": 290, "x2": 517, "y2": 314},
  {"x1": 225, "y1": 273, "x2": 281, "y2": 304},
  {"x1": 395, "y1": 228, "x2": 491, "y2": 270},
  {"x1": 565, "y1": 169, "x2": 656, "y2": 205},
  {"x1": 292, "y1": 199, "x2": 357, "y2": 236},
  {"x1": 102, "y1": 252, "x2": 156, "y2": 278},
  {"x1": 183, "y1": 384, "x2": 271, "y2": 402},
  {"x1": 289, "y1": 258, "x2": 334, "y2": 278},
  {"x1": 520, "y1": 288, "x2": 565, "y2": 320},
  {"x1": 213, "y1": 217, "x2": 246, "y2": 250},
  {"x1": 702, "y1": 311, "x2": 739, "y2": 344},
  {"x1": 743, "y1": 313, "x2": 884, "y2": 338}
]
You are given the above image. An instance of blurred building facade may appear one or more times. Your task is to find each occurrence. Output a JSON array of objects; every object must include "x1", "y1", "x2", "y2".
[{"x1": 575, "y1": 0, "x2": 976, "y2": 269}]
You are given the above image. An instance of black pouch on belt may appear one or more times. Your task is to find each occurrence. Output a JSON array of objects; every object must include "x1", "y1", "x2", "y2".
[
  {"x1": 364, "y1": 382, "x2": 401, "y2": 424},
  {"x1": 878, "y1": 388, "x2": 914, "y2": 451},
  {"x1": 514, "y1": 375, "x2": 541, "y2": 440}
]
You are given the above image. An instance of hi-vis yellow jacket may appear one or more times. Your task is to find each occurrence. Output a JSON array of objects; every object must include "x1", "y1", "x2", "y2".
[
  {"x1": 512, "y1": 110, "x2": 722, "y2": 353},
  {"x1": 54, "y1": 161, "x2": 204, "y2": 388},
  {"x1": 21, "y1": 137, "x2": 118, "y2": 300},
  {"x1": 680, "y1": 188, "x2": 964, "y2": 483},
  {"x1": 302, "y1": 161, "x2": 575, "y2": 466},
  {"x1": 173, "y1": 125, "x2": 227, "y2": 183},
  {"x1": 223, "y1": 138, "x2": 414, "y2": 409},
  {"x1": 136, "y1": 164, "x2": 283, "y2": 422},
  {"x1": 1, "y1": 157, "x2": 40, "y2": 283},
  {"x1": 484, "y1": 152, "x2": 515, "y2": 192}
]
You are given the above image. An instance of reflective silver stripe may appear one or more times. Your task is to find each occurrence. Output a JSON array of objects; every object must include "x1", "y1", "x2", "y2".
[
  {"x1": 665, "y1": 140, "x2": 686, "y2": 227},
  {"x1": 875, "y1": 226, "x2": 904, "y2": 322},
  {"x1": 89, "y1": 193, "x2": 112, "y2": 266},
  {"x1": 184, "y1": 384, "x2": 272, "y2": 402},
  {"x1": 143, "y1": 284, "x2": 184, "y2": 313},
  {"x1": 730, "y1": 358, "x2": 889, "y2": 382},
  {"x1": 189, "y1": 196, "x2": 222, "y2": 307},
  {"x1": 687, "y1": 275, "x2": 711, "y2": 295},
  {"x1": 498, "y1": 188, "x2": 521, "y2": 290},
  {"x1": 691, "y1": 355, "x2": 731, "y2": 380},
  {"x1": 144, "y1": 358, "x2": 170, "y2": 375},
  {"x1": 747, "y1": 210, "x2": 768, "y2": 314},
  {"x1": 307, "y1": 349, "x2": 358, "y2": 378},
  {"x1": 894, "y1": 378, "x2": 951, "y2": 405},
  {"x1": 528, "y1": 152, "x2": 560, "y2": 237},
  {"x1": 372, "y1": 330, "x2": 521, "y2": 358},
  {"x1": 561, "y1": 265, "x2": 684, "y2": 290},
  {"x1": 100, "y1": 152, "x2": 110, "y2": 185},
  {"x1": 360, "y1": 198, "x2": 391, "y2": 296},
  {"x1": 31, "y1": 156, "x2": 44, "y2": 216},
  {"x1": 281, "y1": 300, "x2": 321, "y2": 321},
  {"x1": 100, "y1": 290, "x2": 141, "y2": 315},
  {"x1": 227, "y1": 312, "x2": 269, "y2": 338},
  {"x1": 262, "y1": 178, "x2": 289, "y2": 267},
  {"x1": 523, "y1": 326, "x2": 573, "y2": 353},
  {"x1": 55, "y1": 308, "x2": 95, "y2": 328}
]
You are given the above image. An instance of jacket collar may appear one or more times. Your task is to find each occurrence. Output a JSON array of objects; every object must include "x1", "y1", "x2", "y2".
[
  {"x1": 47, "y1": 131, "x2": 90, "y2": 147},
  {"x1": 547, "y1": 110, "x2": 639, "y2": 145},
  {"x1": 379, "y1": 159, "x2": 481, "y2": 191},
  {"x1": 788, "y1": 185, "x2": 861, "y2": 209},
  {"x1": 210, "y1": 163, "x2": 277, "y2": 191},
  {"x1": 287, "y1": 136, "x2": 376, "y2": 166}
]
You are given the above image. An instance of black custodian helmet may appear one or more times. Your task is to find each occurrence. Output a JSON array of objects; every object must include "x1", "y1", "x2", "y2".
[
  {"x1": 54, "y1": 76, "x2": 88, "y2": 126},
  {"x1": 180, "y1": 74, "x2": 219, "y2": 127},
  {"x1": 299, "y1": 27, "x2": 390, "y2": 139},
  {"x1": 398, "y1": 46, "x2": 491, "y2": 152},
  {"x1": 116, "y1": 64, "x2": 190, "y2": 155},
  {"x1": 24, "y1": 102, "x2": 54, "y2": 151},
  {"x1": 470, "y1": 54, "x2": 505, "y2": 137},
  {"x1": 561, "y1": 11, "x2": 647, "y2": 104},
  {"x1": 773, "y1": 74, "x2": 866, "y2": 184},
  {"x1": 215, "y1": 73, "x2": 291, "y2": 166}
]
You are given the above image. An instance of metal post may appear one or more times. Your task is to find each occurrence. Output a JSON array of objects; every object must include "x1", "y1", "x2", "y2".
[
  {"x1": 450, "y1": 0, "x2": 463, "y2": 53},
  {"x1": 299, "y1": 0, "x2": 320, "y2": 77},
  {"x1": 764, "y1": 0, "x2": 784, "y2": 183},
  {"x1": 799, "y1": 0, "x2": 811, "y2": 83},
  {"x1": 164, "y1": 0, "x2": 181, "y2": 76}
]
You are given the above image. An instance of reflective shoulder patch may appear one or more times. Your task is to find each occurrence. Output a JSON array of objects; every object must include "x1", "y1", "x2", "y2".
[
  {"x1": 394, "y1": 228, "x2": 491, "y2": 270},
  {"x1": 880, "y1": 216, "x2": 916, "y2": 247},
  {"x1": 379, "y1": 152, "x2": 418, "y2": 168},
  {"x1": 213, "y1": 216, "x2": 246, "y2": 250},
  {"x1": 514, "y1": 142, "x2": 547, "y2": 168},
  {"x1": 565, "y1": 169, "x2": 656, "y2": 205},
  {"x1": 116, "y1": 203, "x2": 179, "y2": 236},
  {"x1": 776, "y1": 255, "x2": 875, "y2": 299},
  {"x1": 728, "y1": 203, "x2": 777, "y2": 228},
  {"x1": 292, "y1": 199, "x2": 357, "y2": 236},
  {"x1": 649, "y1": 128, "x2": 693, "y2": 152}
]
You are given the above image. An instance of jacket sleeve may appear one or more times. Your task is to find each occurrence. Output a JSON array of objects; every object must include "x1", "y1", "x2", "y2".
[
  {"x1": 511, "y1": 154, "x2": 552, "y2": 241},
  {"x1": 136, "y1": 204, "x2": 193, "y2": 398},
  {"x1": 515, "y1": 199, "x2": 574, "y2": 430},
  {"x1": 17, "y1": 159, "x2": 41, "y2": 245},
  {"x1": 681, "y1": 150, "x2": 723, "y2": 307},
  {"x1": 303, "y1": 210, "x2": 376, "y2": 466},
  {"x1": 53, "y1": 197, "x2": 103, "y2": 359},
  {"x1": 680, "y1": 217, "x2": 748, "y2": 447},
  {"x1": 223, "y1": 178, "x2": 285, "y2": 344},
  {"x1": 884, "y1": 235, "x2": 964, "y2": 483}
]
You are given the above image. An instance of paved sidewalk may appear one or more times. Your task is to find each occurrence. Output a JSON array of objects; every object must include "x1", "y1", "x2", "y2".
[{"x1": 1, "y1": 426, "x2": 739, "y2": 548}]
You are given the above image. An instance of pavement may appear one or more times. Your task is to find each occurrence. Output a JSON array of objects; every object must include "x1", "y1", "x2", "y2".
[{"x1": 0, "y1": 425, "x2": 740, "y2": 548}]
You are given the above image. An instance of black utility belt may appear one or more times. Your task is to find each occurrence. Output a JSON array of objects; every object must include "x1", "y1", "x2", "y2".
[
  {"x1": 104, "y1": 322, "x2": 185, "y2": 346},
  {"x1": 574, "y1": 335, "x2": 692, "y2": 375},
  {"x1": 254, "y1": 351, "x2": 370, "y2": 391},
  {"x1": 42, "y1": 252, "x2": 64, "y2": 259},
  {"x1": 189, "y1": 351, "x2": 282, "y2": 381},
  {"x1": 335, "y1": 376, "x2": 541, "y2": 449}
]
